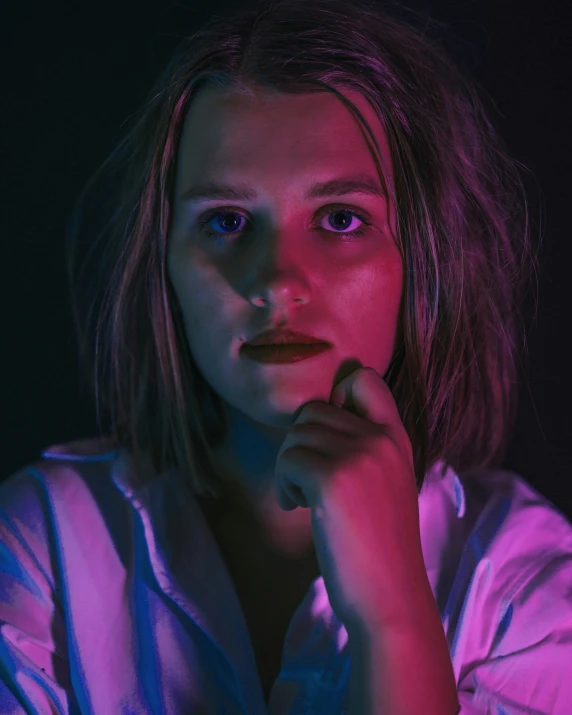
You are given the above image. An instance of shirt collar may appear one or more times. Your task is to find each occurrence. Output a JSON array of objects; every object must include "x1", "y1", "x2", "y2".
[{"x1": 41, "y1": 438, "x2": 466, "y2": 521}]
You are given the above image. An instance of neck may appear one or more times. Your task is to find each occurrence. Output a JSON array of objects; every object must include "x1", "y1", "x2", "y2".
[
  {"x1": 206, "y1": 402, "x2": 315, "y2": 559},
  {"x1": 211, "y1": 400, "x2": 286, "y2": 502}
]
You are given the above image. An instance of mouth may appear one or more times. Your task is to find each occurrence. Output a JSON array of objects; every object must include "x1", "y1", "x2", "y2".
[{"x1": 240, "y1": 343, "x2": 332, "y2": 364}]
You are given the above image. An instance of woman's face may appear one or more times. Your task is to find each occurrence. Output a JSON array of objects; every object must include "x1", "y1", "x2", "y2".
[{"x1": 167, "y1": 86, "x2": 403, "y2": 434}]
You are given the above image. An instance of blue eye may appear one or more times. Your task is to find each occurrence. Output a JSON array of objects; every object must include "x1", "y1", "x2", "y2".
[{"x1": 196, "y1": 206, "x2": 372, "y2": 243}]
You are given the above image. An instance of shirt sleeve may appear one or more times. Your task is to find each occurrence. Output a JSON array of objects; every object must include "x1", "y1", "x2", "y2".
[
  {"x1": 455, "y1": 550, "x2": 572, "y2": 714},
  {"x1": 0, "y1": 467, "x2": 80, "y2": 714}
]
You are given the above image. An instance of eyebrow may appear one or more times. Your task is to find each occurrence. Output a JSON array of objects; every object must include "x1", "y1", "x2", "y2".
[{"x1": 179, "y1": 174, "x2": 386, "y2": 203}]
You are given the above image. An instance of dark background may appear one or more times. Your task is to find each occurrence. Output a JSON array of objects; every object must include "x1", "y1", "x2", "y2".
[{"x1": 2, "y1": 1, "x2": 571, "y2": 518}]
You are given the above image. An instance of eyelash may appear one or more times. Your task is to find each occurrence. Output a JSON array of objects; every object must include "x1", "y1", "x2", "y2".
[{"x1": 196, "y1": 205, "x2": 372, "y2": 243}]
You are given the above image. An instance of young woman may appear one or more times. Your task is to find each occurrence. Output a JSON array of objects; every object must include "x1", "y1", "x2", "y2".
[{"x1": 1, "y1": 0, "x2": 569, "y2": 713}]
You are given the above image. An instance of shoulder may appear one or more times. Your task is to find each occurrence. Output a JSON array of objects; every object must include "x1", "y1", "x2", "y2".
[
  {"x1": 448, "y1": 466, "x2": 572, "y2": 712},
  {"x1": 38, "y1": 435, "x2": 121, "y2": 463},
  {"x1": 461, "y1": 464, "x2": 572, "y2": 562},
  {"x1": 451, "y1": 464, "x2": 572, "y2": 651},
  {"x1": 0, "y1": 436, "x2": 123, "y2": 541}
]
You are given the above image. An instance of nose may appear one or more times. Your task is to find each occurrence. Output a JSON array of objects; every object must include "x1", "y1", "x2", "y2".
[{"x1": 248, "y1": 268, "x2": 311, "y2": 312}]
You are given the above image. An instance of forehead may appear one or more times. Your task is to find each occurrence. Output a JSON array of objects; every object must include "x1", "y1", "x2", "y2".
[{"x1": 175, "y1": 86, "x2": 394, "y2": 194}]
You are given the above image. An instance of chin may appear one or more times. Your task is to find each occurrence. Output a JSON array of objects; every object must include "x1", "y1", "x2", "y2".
[{"x1": 255, "y1": 413, "x2": 294, "y2": 432}]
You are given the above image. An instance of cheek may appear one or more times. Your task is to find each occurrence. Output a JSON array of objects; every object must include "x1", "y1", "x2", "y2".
[
  {"x1": 178, "y1": 286, "x2": 220, "y2": 343},
  {"x1": 334, "y1": 256, "x2": 403, "y2": 350},
  {"x1": 168, "y1": 245, "x2": 219, "y2": 327},
  {"x1": 370, "y1": 249, "x2": 404, "y2": 315},
  {"x1": 172, "y1": 277, "x2": 239, "y2": 368},
  {"x1": 337, "y1": 254, "x2": 402, "y2": 315}
]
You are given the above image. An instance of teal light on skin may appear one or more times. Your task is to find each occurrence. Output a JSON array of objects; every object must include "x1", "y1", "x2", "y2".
[{"x1": 167, "y1": 85, "x2": 403, "y2": 554}]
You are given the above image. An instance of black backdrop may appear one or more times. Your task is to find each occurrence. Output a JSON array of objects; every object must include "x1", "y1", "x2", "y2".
[{"x1": 2, "y1": 0, "x2": 571, "y2": 520}]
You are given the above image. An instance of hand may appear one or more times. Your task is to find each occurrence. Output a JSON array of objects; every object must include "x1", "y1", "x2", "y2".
[{"x1": 274, "y1": 366, "x2": 428, "y2": 633}]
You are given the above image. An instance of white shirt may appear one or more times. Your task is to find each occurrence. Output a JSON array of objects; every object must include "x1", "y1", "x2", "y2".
[{"x1": 0, "y1": 436, "x2": 571, "y2": 714}]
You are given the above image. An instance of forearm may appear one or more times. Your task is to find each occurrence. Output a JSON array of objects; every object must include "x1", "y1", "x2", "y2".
[{"x1": 347, "y1": 589, "x2": 460, "y2": 715}]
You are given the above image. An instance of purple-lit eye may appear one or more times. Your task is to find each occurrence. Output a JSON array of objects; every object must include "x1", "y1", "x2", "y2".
[{"x1": 197, "y1": 206, "x2": 372, "y2": 243}]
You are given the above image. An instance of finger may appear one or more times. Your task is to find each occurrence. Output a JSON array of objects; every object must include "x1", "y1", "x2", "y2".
[
  {"x1": 276, "y1": 481, "x2": 304, "y2": 510},
  {"x1": 334, "y1": 367, "x2": 400, "y2": 429},
  {"x1": 283, "y1": 422, "x2": 355, "y2": 457},
  {"x1": 295, "y1": 401, "x2": 372, "y2": 436},
  {"x1": 275, "y1": 445, "x2": 325, "y2": 510}
]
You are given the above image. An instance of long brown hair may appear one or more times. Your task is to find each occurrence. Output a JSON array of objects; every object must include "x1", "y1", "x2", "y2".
[{"x1": 66, "y1": 0, "x2": 543, "y2": 497}]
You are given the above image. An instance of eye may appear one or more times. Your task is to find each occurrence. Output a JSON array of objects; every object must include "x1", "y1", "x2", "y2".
[{"x1": 196, "y1": 205, "x2": 373, "y2": 243}]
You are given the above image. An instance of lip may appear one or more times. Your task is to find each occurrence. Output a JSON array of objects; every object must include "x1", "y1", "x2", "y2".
[
  {"x1": 242, "y1": 327, "x2": 330, "y2": 347},
  {"x1": 240, "y1": 343, "x2": 332, "y2": 364}
]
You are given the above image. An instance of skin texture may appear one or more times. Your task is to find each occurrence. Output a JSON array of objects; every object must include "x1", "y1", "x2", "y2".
[{"x1": 167, "y1": 86, "x2": 403, "y2": 558}]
